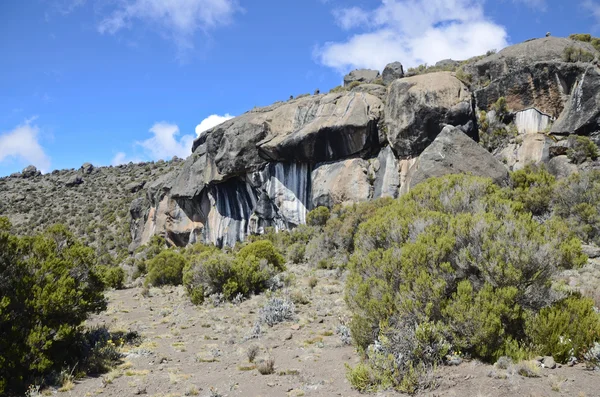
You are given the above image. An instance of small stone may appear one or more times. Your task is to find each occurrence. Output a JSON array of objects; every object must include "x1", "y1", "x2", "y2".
[
  {"x1": 543, "y1": 356, "x2": 556, "y2": 369},
  {"x1": 284, "y1": 332, "x2": 293, "y2": 340},
  {"x1": 290, "y1": 324, "x2": 301, "y2": 331}
]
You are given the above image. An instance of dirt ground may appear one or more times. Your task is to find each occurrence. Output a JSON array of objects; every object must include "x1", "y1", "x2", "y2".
[{"x1": 66, "y1": 264, "x2": 600, "y2": 397}]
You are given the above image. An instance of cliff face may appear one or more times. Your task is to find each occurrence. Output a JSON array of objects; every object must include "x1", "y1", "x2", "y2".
[{"x1": 131, "y1": 36, "x2": 600, "y2": 249}]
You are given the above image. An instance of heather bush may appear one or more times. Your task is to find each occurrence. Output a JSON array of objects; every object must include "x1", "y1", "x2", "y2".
[
  {"x1": 183, "y1": 240, "x2": 285, "y2": 304},
  {"x1": 553, "y1": 170, "x2": 600, "y2": 244},
  {"x1": 526, "y1": 295, "x2": 600, "y2": 363},
  {"x1": 97, "y1": 265, "x2": 126, "y2": 289},
  {"x1": 344, "y1": 175, "x2": 587, "y2": 392},
  {"x1": 307, "y1": 206, "x2": 330, "y2": 226},
  {"x1": 145, "y1": 250, "x2": 187, "y2": 287},
  {"x1": 0, "y1": 220, "x2": 107, "y2": 395},
  {"x1": 509, "y1": 164, "x2": 556, "y2": 215},
  {"x1": 567, "y1": 135, "x2": 599, "y2": 164}
]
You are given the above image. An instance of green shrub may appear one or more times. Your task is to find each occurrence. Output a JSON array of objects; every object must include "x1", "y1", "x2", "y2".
[
  {"x1": 567, "y1": 135, "x2": 599, "y2": 164},
  {"x1": 553, "y1": 171, "x2": 600, "y2": 244},
  {"x1": 145, "y1": 250, "x2": 187, "y2": 287},
  {"x1": 307, "y1": 206, "x2": 330, "y2": 226},
  {"x1": 563, "y1": 47, "x2": 595, "y2": 63},
  {"x1": 344, "y1": 175, "x2": 586, "y2": 392},
  {"x1": 527, "y1": 295, "x2": 600, "y2": 363},
  {"x1": 348, "y1": 81, "x2": 362, "y2": 89},
  {"x1": 570, "y1": 33, "x2": 592, "y2": 42},
  {"x1": 237, "y1": 240, "x2": 284, "y2": 269},
  {"x1": 183, "y1": 241, "x2": 285, "y2": 303},
  {"x1": 97, "y1": 265, "x2": 126, "y2": 289},
  {"x1": 509, "y1": 164, "x2": 556, "y2": 215},
  {"x1": 0, "y1": 221, "x2": 107, "y2": 394}
]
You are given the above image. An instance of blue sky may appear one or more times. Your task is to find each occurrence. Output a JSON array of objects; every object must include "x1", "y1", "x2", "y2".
[{"x1": 1, "y1": 0, "x2": 599, "y2": 176}]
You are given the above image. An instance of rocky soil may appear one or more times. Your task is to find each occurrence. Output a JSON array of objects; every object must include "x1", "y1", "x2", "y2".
[{"x1": 62, "y1": 264, "x2": 600, "y2": 397}]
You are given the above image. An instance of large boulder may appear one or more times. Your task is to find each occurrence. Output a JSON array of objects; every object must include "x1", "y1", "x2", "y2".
[
  {"x1": 382, "y1": 62, "x2": 404, "y2": 85},
  {"x1": 171, "y1": 91, "x2": 382, "y2": 199},
  {"x1": 384, "y1": 72, "x2": 476, "y2": 157},
  {"x1": 497, "y1": 134, "x2": 554, "y2": 171},
  {"x1": 551, "y1": 66, "x2": 600, "y2": 135},
  {"x1": 312, "y1": 158, "x2": 372, "y2": 208},
  {"x1": 405, "y1": 125, "x2": 509, "y2": 190},
  {"x1": 21, "y1": 165, "x2": 40, "y2": 178},
  {"x1": 467, "y1": 37, "x2": 598, "y2": 85},
  {"x1": 81, "y1": 162, "x2": 94, "y2": 174},
  {"x1": 343, "y1": 69, "x2": 380, "y2": 86}
]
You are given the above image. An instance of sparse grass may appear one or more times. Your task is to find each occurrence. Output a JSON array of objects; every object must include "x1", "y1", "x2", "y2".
[
  {"x1": 308, "y1": 277, "x2": 318, "y2": 289},
  {"x1": 304, "y1": 336, "x2": 323, "y2": 345},
  {"x1": 246, "y1": 344, "x2": 259, "y2": 363},
  {"x1": 185, "y1": 385, "x2": 200, "y2": 396},
  {"x1": 103, "y1": 369, "x2": 122, "y2": 384},
  {"x1": 58, "y1": 380, "x2": 75, "y2": 392},
  {"x1": 516, "y1": 361, "x2": 541, "y2": 378},
  {"x1": 258, "y1": 357, "x2": 275, "y2": 375},
  {"x1": 237, "y1": 364, "x2": 257, "y2": 371}
]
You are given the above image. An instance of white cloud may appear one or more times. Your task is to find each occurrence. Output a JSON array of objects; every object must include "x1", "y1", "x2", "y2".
[
  {"x1": 98, "y1": 0, "x2": 240, "y2": 51},
  {"x1": 111, "y1": 151, "x2": 143, "y2": 166},
  {"x1": 0, "y1": 120, "x2": 51, "y2": 173},
  {"x1": 333, "y1": 7, "x2": 370, "y2": 30},
  {"x1": 583, "y1": 0, "x2": 600, "y2": 21},
  {"x1": 315, "y1": 0, "x2": 509, "y2": 72},
  {"x1": 195, "y1": 113, "x2": 234, "y2": 136},
  {"x1": 137, "y1": 122, "x2": 194, "y2": 160}
]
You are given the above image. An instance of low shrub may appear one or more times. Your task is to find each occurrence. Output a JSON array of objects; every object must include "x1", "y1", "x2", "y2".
[
  {"x1": 526, "y1": 295, "x2": 600, "y2": 363},
  {"x1": 0, "y1": 221, "x2": 107, "y2": 394},
  {"x1": 183, "y1": 241, "x2": 286, "y2": 304},
  {"x1": 567, "y1": 135, "x2": 599, "y2": 164},
  {"x1": 509, "y1": 164, "x2": 556, "y2": 215},
  {"x1": 570, "y1": 33, "x2": 592, "y2": 42},
  {"x1": 344, "y1": 175, "x2": 588, "y2": 392},
  {"x1": 145, "y1": 250, "x2": 187, "y2": 287},
  {"x1": 307, "y1": 206, "x2": 330, "y2": 226},
  {"x1": 259, "y1": 297, "x2": 295, "y2": 327},
  {"x1": 97, "y1": 265, "x2": 126, "y2": 289},
  {"x1": 563, "y1": 47, "x2": 595, "y2": 63}
]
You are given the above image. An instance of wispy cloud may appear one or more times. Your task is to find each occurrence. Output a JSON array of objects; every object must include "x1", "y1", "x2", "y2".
[
  {"x1": 0, "y1": 119, "x2": 51, "y2": 173},
  {"x1": 98, "y1": 0, "x2": 240, "y2": 53},
  {"x1": 111, "y1": 151, "x2": 142, "y2": 166},
  {"x1": 315, "y1": 0, "x2": 508, "y2": 72},
  {"x1": 583, "y1": 0, "x2": 600, "y2": 22},
  {"x1": 195, "y1": 113, "x2": 234, "y2": 136},
  {"x1": 137, "y1": 122, "x2": 194, "y2": 160}
]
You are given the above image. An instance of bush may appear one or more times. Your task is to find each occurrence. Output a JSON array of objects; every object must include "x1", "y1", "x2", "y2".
[
  {"x1": 527, "y1": 295, "x2": 600, "y2": 363},
  {"x1": 344, "y1": 175, "x2": 587, "y2": 392},
  {"x1": 307, "y1": 206, "x2": 330, "y2": 226},
  {"x1": 570, "y1": 33, "x2": 592, "y2": 42},
  {"x1": 0, "y1": 221, "x2": 107, "y2": 394},
  {"x1": 509, "y1": 164, "x2": 556, "y2": 215},
  {"x1": 567, "y1": 135, "x2": 599, "y2": 164},
  {"x1": 183, "y1": 241, "x2": 286, "y2": 304},
  {"x1": 563, "y1": 47, "x2": 595, "y2": 63},
  {"x1": 145, "y1": 250, "x2": 187, "y2": 287},
  {"x1": 553, "y1": 171, "x2": 600, "y2": 244},
  {"x1": 97, "y1": 265, "x2": 126, "y2": 289},
  {"x1": 259, "y1": 297, "x2": 295, "y2": 327}
]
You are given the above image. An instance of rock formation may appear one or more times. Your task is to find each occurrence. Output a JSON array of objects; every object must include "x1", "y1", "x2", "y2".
[{"x1": 129, "y1": 36, "x2": 600, "y2": 249}]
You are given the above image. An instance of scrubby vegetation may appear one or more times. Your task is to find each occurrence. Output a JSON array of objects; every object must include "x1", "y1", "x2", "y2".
[
  {"x1": 569, "y1": 33, "x2": 600, "y2": 52},
  {"x1": 563, "y1": 46, "x2": 596, "y2": 63},
  {"x1": 567, "y1": 135, "x2": 599, "y2": 164},
  {"x1": 341, "y1": 174, "x2": 594, "y2": 392},
  {"x1": 0, "y1": 218, "x2": 137, "y2": 395}
]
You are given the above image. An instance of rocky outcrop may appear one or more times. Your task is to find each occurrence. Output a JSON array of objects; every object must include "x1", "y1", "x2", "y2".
[
  {"x1": 405, "y1": 126, "x2": 509, "y2": 189},
  {"x1": 551, "y1": 66, "x2": 600, "y2": 135},
  {"x1": 343, "y1": 69, "x2": 380, "y2": 86},
  {"x1": 22, "y1": 165, "x2": 40, "y2": 178},
  {"x1": 312, "y1": 158, "x2": 371, "y2": 208},
  {"x1": 382, "y1": 62, "x2": 404, "y2": 85},
  {"x1": 129, "y1": 37, "x2": 600, "y2": 249},
  {"x1": 384, "y1": 72, "x2": 476, "y2": 158},
  {"x1": 498, "y1": 134, "x2": 553, "y2": 171}
]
